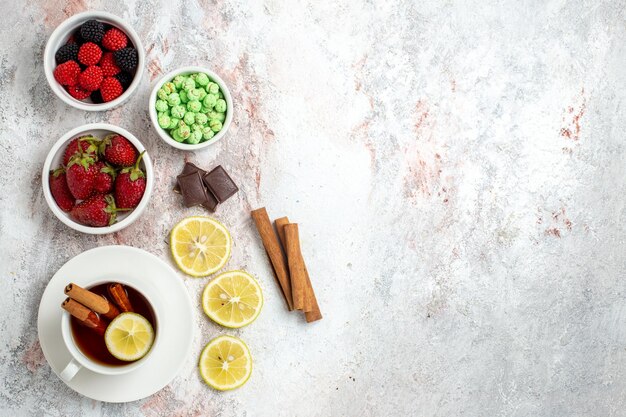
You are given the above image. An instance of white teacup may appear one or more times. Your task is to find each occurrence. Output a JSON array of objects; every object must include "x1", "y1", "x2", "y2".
[{"x1": 59, "y1": 278, "x2": 161, "y2": 381}]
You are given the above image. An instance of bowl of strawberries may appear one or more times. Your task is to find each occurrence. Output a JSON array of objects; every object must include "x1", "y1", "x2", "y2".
[
  {"x1": 42, "y1": 123, "x2": 154, "y2": 234},
  {"x1": 44, "y1": 11, "x2": 144, "y2": 111}
]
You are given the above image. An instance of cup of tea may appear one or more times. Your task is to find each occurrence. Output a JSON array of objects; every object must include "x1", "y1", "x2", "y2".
[{"x1": 59, "y1": 279, "x2": 160, "y2": 381}]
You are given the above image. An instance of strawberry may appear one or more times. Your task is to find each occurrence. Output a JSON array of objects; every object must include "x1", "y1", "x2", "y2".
[
  {"x1": 93, "y1": 161, "x2": 117, "y2": 193},
  {"x1": 70, "y1": 194, "x2": 124, "y2": 227},
  {"x1": 114, "y1": 151, "x2": 146, "y2": 208},
  {"x1": 63, "y1": 136, "x2": 99, "y2": 165},
  {"x1": 49, "y1": 166, "x2": 75, "y2": 212},
  {"x1": 99, "y1": 134, "x2": 137, "y2": 167},
  {"x1": 66, "y1": 152, "x2": 98, "y2": 200}
]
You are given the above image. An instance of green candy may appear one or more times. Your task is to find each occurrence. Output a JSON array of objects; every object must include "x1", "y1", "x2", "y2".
[
  {"x1": 208, "y1": 111, "x2": 226, "y2": 123},
  {"x1": 168, "y1": 117, "x2": 181, "y2": 130},
  {"x1": 202, "y1": 127, "x2": 215, "y2": 141},
  {"x1": 187, "y1": 88, "x2": 201, "y2": 101},
  {"x1": 207, "y1": 82, "x2": 219, "y2": 94},
  {"x1": 202, "y1": 94, "x2": 217, "y2": 109},
  {"x1": 171, "y1": 129, "x2": 185, "y2": 142},
  {"x1": 157, "y1": 88, "x2": 169, "y2": 100},
  {"x1": 214, "y1": 99, "x2": 227, "y2": 113},
  {"x1": 167, "y1": 93, "x2": 181, "y2": 106},
  {"x1": 196, "y1": 88, "x2": 207, "y2": 101},
  {"x1": 195, "y1": 113, "x2": 208, "y2": 125},
  {"x1": 187, "y1": 130, "x2": 202, "y2": 144},
  {"x1": 187, "y1": 100, "x2": 202, "y2": 113},
  {"x1": 218, "y1": 91, "x2": 224, "y2": 99},
  {"x1": 163, "y1": 82, "x2": 176, "y2": 94},
  {"x1": 158, "y1": 113, "x2": 171, "y2": 129},
  {"x1": 183, "y1": 78, "x2": 196, "y2": 91},
  {"x1": 178, "y1": 124, "x2": 191, "y2": 139},
  {"x1": 155, "y1": 99, "x2": 168, "y2": 112},
  {"x1": 209, "y1": 119, "x2": 223, "y2": 132},
  {"x1": 183, "y1": 112, "x2": 195, "y2": 125},
  {"x1": 191, "y1": 123, "x2": 203, "y2": 131},
  {"x1": 179, "y1": 90, "x2": 189, "y2": 104},
  {"x1": 196, "y1": 73, "x2": 210, "y2": 86},
  {"x1": 173, "y1": 75, "x2": 187, "y2": 89},
  {"x1": 171, "y1": 104, "x2": 186, "y2": 119}
]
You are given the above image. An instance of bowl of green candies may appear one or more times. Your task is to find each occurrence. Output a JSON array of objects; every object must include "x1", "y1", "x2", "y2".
[{"x1": 149, "y1": 66, "x2": 233, "y2": 150}]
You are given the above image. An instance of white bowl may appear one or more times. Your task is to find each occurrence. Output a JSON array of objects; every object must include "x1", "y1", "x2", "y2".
[
  {"x1": 149, "y1": 66, "x2": 233, "y2": 150},
  {"x1": 44, "y1": 11, "x2": 145, "y2": 111},
  {"x1": 42, "y1": 123, "x2": 154, "y2": 234}
]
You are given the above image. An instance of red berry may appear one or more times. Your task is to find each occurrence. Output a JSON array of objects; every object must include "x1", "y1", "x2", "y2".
[
  {"x1": 93, "y1": 161, "x2": 117, "y2": 194},
  {"x1": 99, "y1": 134, "x2": 138, "y2": 167},
  {"x1": 53, "y1": 60, "x2": 80, "y2": 86},
  {"x1": 78, "y1": 66, "x2": 103, "y2": 91},
  {"x1": 99, "y1": 52, "x2": 121, "y2": 77},
  {"x1": 100, "y1": 77, "x2": 124, "y2": 102},
  {"x1": 63, "y1": 136, "x2": 99, "y2": 165},
  {"x1": 66, "y1": 85, "x2": 91, "y2": 100},
  {"x1": 49, "y1": 166, "x2": 75, "y2": 212},
  {"x1": 70, "y1": 194, "x2": 119, "y2": 227},
  {"x1": 114, "y1": 151, "x2": 146, "y2": 208},
  {"x1": 102, "y1": 28, "x2": 128, "y2": 51},
  {"x1": 66, "y1": 153, "x2": 99, "y2": 200},
  {"x1": 77, "y1": 42, "x2": 102, "y2": 66}
]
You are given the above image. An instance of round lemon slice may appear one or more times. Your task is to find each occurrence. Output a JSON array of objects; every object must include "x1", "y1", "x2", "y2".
[
  {"x1": 199, "y1": 335, "x2": 252, "y2": 390},
  {"x1": 170, "y1": 216, "x2": 232, "y2": 277},
  {"x1": 202, "y1": 270, "x2": 263, "y2": 328},
  {"x1": 104, "y1": 312, "x2": 155, "y2": 361}
]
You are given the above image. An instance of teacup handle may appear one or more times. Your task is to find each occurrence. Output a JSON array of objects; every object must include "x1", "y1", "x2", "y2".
[{"x1": 59, "y1": 358, "x2": 81, "y2": 381}]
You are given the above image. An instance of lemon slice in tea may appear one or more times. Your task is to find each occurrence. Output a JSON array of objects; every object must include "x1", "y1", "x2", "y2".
[
  {"x1": 170, "y1": 216, "x2": 232, "y2": 277},
  {"x1": 202, "y1": 270, "x2": 263, "y2": 328},
  {"x1": 199, "y1": 335, "x2": 252, "y2": 390},
  {"x1": 104, "y1": 312, "x2": 155, "y2": 361}
]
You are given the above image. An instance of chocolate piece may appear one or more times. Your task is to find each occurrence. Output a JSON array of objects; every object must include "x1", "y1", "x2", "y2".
[
  {"x1": 203, "y1": 166, "x2": 238, "y2": 202},
  {"x1": 177, "y1": 172, "x2": 210, "y2": 207},
  {"x1": 174, "y1": 162, "x2": 207, "y2": 193},
  {"x1": 201, "y1": 189, "x2": 219, "y2": 212}
]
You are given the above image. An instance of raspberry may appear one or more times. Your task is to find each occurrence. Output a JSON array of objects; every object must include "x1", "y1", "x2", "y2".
[
  {"x1": 78, "y1": 42, "x2": 102, "y2": 66},
  {"x1": 99, "y1": 52, "x2": 121, "y2": 77},
  {"x1": 115, "y1": 72, "x2": 133, "y2": 89},
  {"x1": 55, "y1": 43, "x2": 79, "y2": 64},
  {"x1": 102, "y1": 28, "x2": 128, "y2": 51},
  {"x1": 80, "y1": 20, "x2": 105, "y2": 43},
  {"x1": 113, "y1": 48, "x2": 138, "y2": 72},
  {"x1": 90, "y1": 90, "x2": 104, "y2": 104},
  {"x1": 53, "y1": 60, "x2": 80, "y2": 86},
  {"x1": 66, "y1": 85, "x2": 91, "y2": 100},
  {"x1": 100, "y1": 77, "x2": 123, "y2": 102},
  {"x1": 78, "y1": 66, "x2": 103, "y2": 91}
]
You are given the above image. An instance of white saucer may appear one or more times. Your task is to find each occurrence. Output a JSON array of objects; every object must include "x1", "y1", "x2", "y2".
[{"x1": 37, "y1": 245, "x2": 195, "y2": 403}]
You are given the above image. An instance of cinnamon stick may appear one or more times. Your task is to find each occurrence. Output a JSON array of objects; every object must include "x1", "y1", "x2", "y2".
[
  {"x1": 274, "y1": 217, "x2": 322, "y2": 322},
  {"x1": 61, "y1": 298, "x2": 107, "y2": 336},
  {"x1": 284, "y1": 224, "x2": 306, "y2": 310},
  {"x1": 251, "y1": 208, "x2": 293, "y2": 310},
  {"x1": 65, "y1": 283, "x2": 120, "y2": 320},
  {"x1": 108, "y1": 283, "x2": 134, "y2": 312}
]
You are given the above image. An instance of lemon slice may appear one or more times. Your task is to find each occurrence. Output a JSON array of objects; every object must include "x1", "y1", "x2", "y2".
[
  {"x1": 104, "y1": 312, "x2": 155, "y2": 361},
  {"x1": 202, "y1": 270, "x2": 263, "y2": 328},
  {"x1": 170, "y1": 216, "x2": 232, "y2": 277},
  {"x1": 199, "y1": 335, "x2": 252, "y2": 390}
]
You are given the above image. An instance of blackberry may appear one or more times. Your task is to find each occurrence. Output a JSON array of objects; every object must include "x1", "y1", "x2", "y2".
[
  {"x1": 55, "y1": 43, "x2": 79, "y2": 64},
  {"x1": 113, "y1": 48, "x2": 138, "y2": 72},
  {"x1": 90, "y1": 90, "x2": 104, "y2": 104},
  {"x1": 80, "y1": 20, "x2": 105, "y2": 43},
  {"x1": 115, "y1": 72, "x2": 133, "y2": 89}
]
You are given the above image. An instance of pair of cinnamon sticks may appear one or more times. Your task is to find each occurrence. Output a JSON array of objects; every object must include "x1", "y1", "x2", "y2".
[
  {"x1": 62, "y1": 283, "x2": 134, "y2": 335},
  {"x1": 251, "y1": 208, "x2": 322, "y2": 322}
]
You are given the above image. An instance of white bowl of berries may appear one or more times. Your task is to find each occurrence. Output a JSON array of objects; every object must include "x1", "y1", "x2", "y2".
[
  {"x1": 44, "y1": 11, "x2": 144, "y2": 111},
  {"x1": 42, "y1": 123, "x2": 154, "y2": 234}
]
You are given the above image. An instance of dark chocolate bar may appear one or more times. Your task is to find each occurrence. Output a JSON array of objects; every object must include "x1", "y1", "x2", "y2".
[
  {"x1": 177, "y1": 172, "x2": 211, "y2": 207},
  {"x1": 174, "y1": 162, "x2": 207, "y2": 193},
  {"x1": 203, "y1": 165, "x2": 239, "y2": 203}
]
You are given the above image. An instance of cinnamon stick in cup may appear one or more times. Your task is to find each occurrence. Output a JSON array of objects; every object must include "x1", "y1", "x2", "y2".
[
  {"x1": 61, "y1": 298, "x2": 107, "y2": 336},
  {"x1": 251, "y1": 208, "x2": 293, "y2": 310},
  {"x1": 275, "y1": 217, "x2": 322, "y2": 322},
  {"x1": 65, "y1": 283, "x2": 120, "y2": 320},
  {"x1": 108, "y1": 283, "x2": 134, "y2": 312}
]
